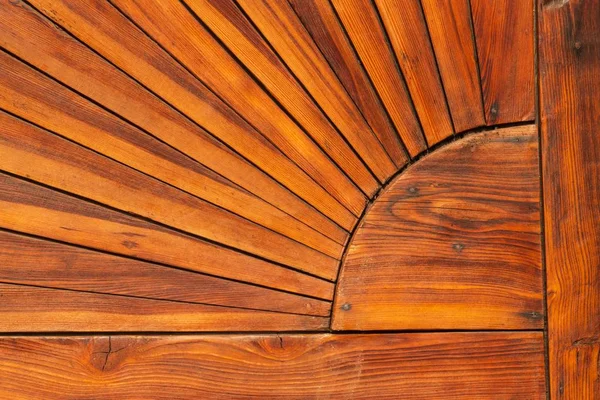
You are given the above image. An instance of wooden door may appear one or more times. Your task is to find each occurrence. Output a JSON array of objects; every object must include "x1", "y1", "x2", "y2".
[{"x1": 0, "y1": 0, "x2": 597, "y2": 398}]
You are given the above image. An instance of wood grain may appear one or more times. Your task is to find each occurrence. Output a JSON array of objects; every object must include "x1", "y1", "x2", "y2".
[
  {"x1": 0, "y1": 0, "x2": 347, "y2": 245},
  {"x1": 289, "y1": 0, "x2": 408, "y2": 168},
  {"x1": 375, "y1": 0, "x2": 454, "y2": 145},
  {"x1": 331, "y1": 0, "x2": 426, "y2": 157},
  {"x1": 539, "y1": 0, "x2": 600, "y2": 397},
  {"x1": 333, "y1": 126, "x2": 543, "y2": 330},
  {"x1": 0, "y1": 333, "x2": 545, "y2": 398},
  {"x1": 27, "y1": 0, "x2": 358, "y2": 229},
  {"x1": 421, "y1": 0, "x2": 486, "y2": 132},
  {"x1": 471, "y1": 0, "x2": 535, "y2": 125}
]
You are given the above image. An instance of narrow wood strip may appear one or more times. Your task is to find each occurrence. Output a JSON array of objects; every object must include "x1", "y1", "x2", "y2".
[
  {"x1": 109, "y1": 0, "x2": 368, "y2": 214},
  {"x1": 0, "y1": 333, "x2": 546, "y2": 398},
  {"x1": 539, "y1": 0, "x2": 600, "y2": 397},
  {"x1": 0, "y1": 173, "x2": 335, "y2": 300},
  {"x1": 471, "y1": 0, "x2": 535, "y2": 124},
  {"x1": 375, "y1": 0, "x2": 454, "y2": 145},
  {"x1": 0, "y1": 0, "x2": 347, "y2": 245},
  {"x1": 27, "y1": 0, "x2": 358, "y2": 229},
  {"x1": 421, "y1": 0, "x2": 485, "y2": 132},
  {"x1": 0, "y1": 231, "x2": 331, "y2": 316},
  {"x1": 0, "y1": 56, "x2": 341, "y2": 276},
  {"x1": 0, "y1": 284, "x2": 329, "y2": 332},
  {"x1": 331, "y1": 0, "x2": 427, "y2": 157}
]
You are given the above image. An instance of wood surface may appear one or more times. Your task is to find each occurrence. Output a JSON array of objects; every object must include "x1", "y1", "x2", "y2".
[
  {"x1": 539, "y1": 0, "x2": 600, "y2": 397},
  {"x1": 0, "y1": 333, "x2": 545, "y2": 399},
  {"x1": 333, "y1": 126, "x2": 543, "y2": 330}
]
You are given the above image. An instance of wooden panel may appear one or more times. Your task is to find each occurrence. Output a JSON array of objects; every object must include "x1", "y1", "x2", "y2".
[
  {"x1": 0, "y1": 231, "x2": 330, "y2": 316},
  {"x1": 471, "y1": 0, "x2": 535, "y2": 124},
  {"x1": 0, "y1": 173, "x2": 335, "y2": 300},
  {"x1": 421, "y1": 0, "x2": 486, "y2": 132},
  {"x1": 289, "y1": 0, "x2": 408, "y2": 168},
  {"x1": 539, "y1": 0, "x2": 600, "y2": 397},
  {"x1": 331, "y1": 0, "x2": 426, "y2": 157},
  {"x1": 375, "y1": 0, "x2": 454, "y2": 145},
  {"x1": 333, "y1": 126, "x2": 543, "y2": 330},
  {"x1": 0, "y1": 333, "x2": 545, "y2": 398},
  {"x1": 0, "y1": 0, "x2": 347, "y2": 245},
  {"x1": 27, "y1": 0, "x2": 358, "y2": 229}
]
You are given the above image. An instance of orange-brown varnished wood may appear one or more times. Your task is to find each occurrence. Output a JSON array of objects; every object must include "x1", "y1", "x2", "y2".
[
  {"x1": 0, "y1": 333, "x2": 545, "y2": 398},
  {"x1": 421, "y1": 0, "x2": 486, "y2": 132},
  {"x1": 540, "y1": 0, "x2": 600, "y2": 397},
  {"x1": 333, "y1": 126, "x2": 543, "y2": 330},
  {"x1": 471, "y1": 0, "x2": 535, "y2": 125}
]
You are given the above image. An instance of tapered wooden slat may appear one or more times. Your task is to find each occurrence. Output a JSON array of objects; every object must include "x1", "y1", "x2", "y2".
[
  {"x1": 0, "y1": 333, "x2": 546, "y2": 398},
  {"x1": 0, "y1": 0, "x2": 347, "y2": 245},
  {"x1": 27, "y1": 0, "x2": 358, "y2": 229},
  {"x1": 375, "y1": 0, "x2": 454, "y2": 145},
  {"x1": 109, "y1": 0, "x2": 367, "y2": 215},
  {"x1": 331, "y1": 0, "x2": 426, "y2": 157},
  {"x1": 421, "y1": 0, "x2": 485, "y2": 132},
  {"x1": 540, "y1": 0, "x2": 600, "y2": 397},
  {"x1": 0, "y1": 231, "x2": 330, "y2": 316},
  {"x1": 333, "y1": 126, "x2": 543, "y2": 330},
  {"x1": 471, "y1": 0, "x2": 535, "y2": 124},
  {"x1": 0, "y1": 58, "x2": 340, "y2": 276},
  {"x1": 0, "y1": 173, "x2": 335, "y2": 300},
  {"x1": 0, "y1": 284, "x2": 329, "y2": 332}
]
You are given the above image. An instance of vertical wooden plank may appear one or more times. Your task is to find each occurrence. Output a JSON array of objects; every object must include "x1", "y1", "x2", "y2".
[
  {"x1": 471, "y1": 0, "x2": 535, "y2": 124},
  {"x1": 539, "y1": 0, "x2": 600, "y2": 398},
  {"x1": 421, "y1": 0, "x2": 485, "y2": 133}
]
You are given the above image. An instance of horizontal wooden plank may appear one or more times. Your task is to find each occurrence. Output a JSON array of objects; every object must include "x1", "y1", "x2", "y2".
[
  {"x1": 0, "y1": 173, "x2": 335, "y2": 300},
  {"x1": 0, "y1": 230, "x2": 331, "y2": 316},
  {"x1": 333, "y1": 126, "x2": 543, "y2": 330},
  {"x1": 0, "y1": 0, "x2": 347, "y2": 245},
  {"x1": 0, "y1": 333, "x2": 546, "y2": 398}
]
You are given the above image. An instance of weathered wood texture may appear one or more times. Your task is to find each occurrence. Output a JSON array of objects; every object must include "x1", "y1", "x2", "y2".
[
  {"x1": 471, "y1": 0, "x2": 535, "y2": 124},
  {"x1": 0, "y1": 333, "x2": 546, "y2": 399},
  {"x1": 333, "y1": 126, "x2": 543, "y2": 330},
  {"x1": 540, "y1": 0, "x2": 600, "y2": 398}
]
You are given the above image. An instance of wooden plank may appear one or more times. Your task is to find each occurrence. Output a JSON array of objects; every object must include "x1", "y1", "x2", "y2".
[
  {"x1": 0, "y1": 284, "x2": 328, "y2": 332},
  {"x1": 288, "y1": 0, "x2": 408, "y2": 168},
  {"x1": 0, "y1": 0, "x2": 347, "y2": 245},
  {"x1": 26, "y1": 0, "x2": 358, "y2": 229},
  {"x1": 331, "y1": 0, "x2": 426, "y2": 157},
  {"x1": 108, "y1": 0, "x2": 369, "y2": 213},
  {"x1": 333, "y1": 126, "x2": 543, "y2": 330},
  {"x1": 471, "y1": 0, "x2": 535, "y2": 124},
  {"x1": 186, "y1": 0, "x2": 395, "y2": 185},
  {"x1": 0, "y1": 230, "x2": 331, "y2": 316},
  {"x1": 375, "y1": 0, "x2": 454, "y2": 145},
  {"x1": 0, "y1": 333, "x2": 545, "y2": 398},
  {"x1": 0, "y1": 173, "x2": 335, "y2": 300},
  {"x1": 539, "y1": 0, "x2": 600, "y2": 397},
  {"x1": 421, "y1": 0, "x2": 486, "y2": 132},
  {"x1": 0, "y1": 53, "x2": 342, "y2": 278}
]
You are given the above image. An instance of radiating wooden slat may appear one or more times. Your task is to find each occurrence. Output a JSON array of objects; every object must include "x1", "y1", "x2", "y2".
[
  {"x1": 27, "y1": 0, "x2": 358, "y2": 229},
  {"x1": 0, "y1": 284, "x2": 329, "y2": 332},
  {"x1": 540, "y1": 0, "x2": 600, "y2": 397},
  {"x1": 0, "y1": 333, "x2": 546, "y2": 398},
  {"x1": 375, "y1": 0, "x2": 454, "y2": 145},
  {"x1": 333, "y1": 126, "x2": 543, "y2": 330},
  {"x1": 0, "y1": 61, "x2": 340, "y2": 278},
  {"x1": 0, "y1": 173, "x2": 335, "y2": 300},
  {"x1": 331, "y1": 0, "x2": 426, "y2": 157},
  {"x1": 0, "y1": 0, "x2": 347, "y2": 245},
  {"x1": 471, "y1": 0, "x2": 535, "y2": 125},
  {"x1": 421, "y1": 0, "x2": 486, "y2": 133},
  {"x1": 289, "y1": 0, "x2": 408, "y2": 169},
  {"x1": 0, "y1": 231, "x2": 330, "y2": 316}
]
